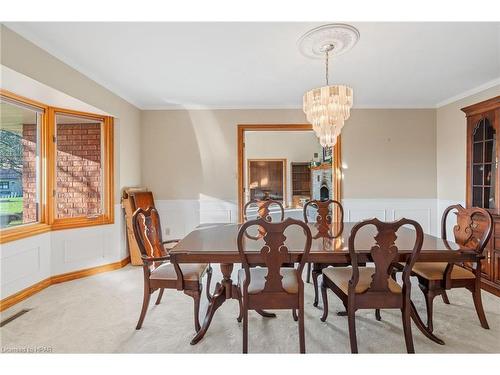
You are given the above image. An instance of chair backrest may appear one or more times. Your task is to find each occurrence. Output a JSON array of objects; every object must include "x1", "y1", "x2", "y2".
[
  {"x1": 237, "y1": 218, "x2": 312, "y2": 294},
  {"x1": 348, "y1": 218, "x2": 423, "y2": 296},
  {"x1": 243, "y1": 199, "x2": 285, "y2": 222},
  {"x1": 132, "y1": 206, "x2": 166, "y2": 259},
  {"x1": 303, "y1": 199, "x2": 344, "y2": 238},
  {"x1": 441, "y1": 204, "x2": 493, "y2": 254}
]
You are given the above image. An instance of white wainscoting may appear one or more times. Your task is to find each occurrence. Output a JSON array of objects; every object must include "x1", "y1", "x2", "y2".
[
  {"x1": 342, "y1": 199, "x2": 438, "y2": 236},
  {"x1": 1, "y1": 233, "x2": 51, "y2": 298},
  {"x1": 0, "y1": 204, "x2": 126, "y2": 299},
  {"x1": 155, "y1": 198, "x2": 441, "y2": 239}
]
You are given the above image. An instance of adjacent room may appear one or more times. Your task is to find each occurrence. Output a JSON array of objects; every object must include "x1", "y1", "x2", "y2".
[{"x1": 1, "y1": 11, "x2": 499, "y2": 363}]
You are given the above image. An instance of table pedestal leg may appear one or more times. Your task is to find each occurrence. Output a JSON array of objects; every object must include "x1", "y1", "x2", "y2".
[
  {"x1": 190, "y1": 263, "x2": 240, "y2": 345},
  {"x1": 410, "y1": 300, "x2": 445, "y2": 345}
]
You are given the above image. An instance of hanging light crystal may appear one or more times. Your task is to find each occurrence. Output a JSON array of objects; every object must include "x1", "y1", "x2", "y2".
[{"x1": 303, "y1": 44, "x2": 353, "y2": 147}]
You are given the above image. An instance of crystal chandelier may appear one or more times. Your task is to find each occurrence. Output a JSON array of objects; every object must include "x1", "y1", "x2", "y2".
[
  {"x1": 299, "y1": 24, "x2": 359, "y2": 148},
  {"x1": 303, "y1": 44, "x2": 353, "y2": 147}
]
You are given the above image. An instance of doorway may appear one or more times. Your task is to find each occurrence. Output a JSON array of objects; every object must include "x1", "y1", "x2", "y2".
[{"x1": 237, "y1": 124, "x2": 342, "y2": 222}]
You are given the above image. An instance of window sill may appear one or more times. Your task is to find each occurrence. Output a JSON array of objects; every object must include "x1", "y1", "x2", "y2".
[
  {"x1": 50, "y1": 214, "x2": 114, "y2": 231},
  {"x1": 0, "y1": 215, "x2": 114, "y2": 244},
  {"x1": 0, "y1": 223, "x2": 52, "y2": 244}
]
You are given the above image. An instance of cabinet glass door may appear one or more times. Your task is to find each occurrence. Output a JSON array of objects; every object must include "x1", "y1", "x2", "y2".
[{"x1": 472, "y1": 117, "x2": 496, "y2": 208}]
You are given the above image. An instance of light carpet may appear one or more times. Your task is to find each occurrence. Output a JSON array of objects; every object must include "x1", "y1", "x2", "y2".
[{"x1": 1, "y1": 265, "x2": 499, "y2": 353}]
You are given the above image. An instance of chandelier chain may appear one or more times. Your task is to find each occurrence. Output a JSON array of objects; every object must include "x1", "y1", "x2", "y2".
[{"x1": 325, "y1": 49, "x2": 329, "y2": 86}]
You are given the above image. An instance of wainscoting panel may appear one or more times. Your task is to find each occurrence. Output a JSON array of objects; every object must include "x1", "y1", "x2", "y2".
[
  {"x1": 1, "y1": 246, "x2": 41, "y2": 286},
  {"x1": 50, "y1": 204, "x2": 125, "y2": 275},
  {"x1": 341, "y1": 199, "x2": 438, "y2": 236},
  {"x1": 63, "y1": 234, "x2": 105, "y2": 264},
  {"x1": 0, "y1": 232, "x2": 52, "y2": 299}
]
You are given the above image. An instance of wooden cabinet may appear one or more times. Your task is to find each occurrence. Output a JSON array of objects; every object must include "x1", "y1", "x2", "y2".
[
  {"x1": 291, "y1": 162, "x2": 311, "y2": 207},
  {"x1": 462, "y1": 96, "x2": 500, "y2": 296}
]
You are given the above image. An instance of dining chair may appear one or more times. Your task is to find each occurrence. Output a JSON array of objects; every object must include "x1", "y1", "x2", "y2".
[
  {"x1": 320, "y1": 218, "x2": 424, "y2": 353},
  {"x1": 243, "y1": 199, "x2": 285, "y2": 222},
  {"x1": 132, "y1": 206, "x2": 212, "y2": 331},
  {"x1": 303, "y1": 199, "x2": 344, "y2": 306},
  {"x1": 409, "y1": 204, "x2": 492, "y2": 332},
  {"x1": 237, "y1": 217, "x2": 312, "y2": 353}
]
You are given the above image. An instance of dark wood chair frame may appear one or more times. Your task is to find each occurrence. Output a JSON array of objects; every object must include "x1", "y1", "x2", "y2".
[
  {"x1": 320, "y1": 218, "x2": 424, "y2": 353},
  {"x1": 303, "y1": 199, "x2": 344, "y2": 307},
  {"x1": 237, "y1": 217, "x2": 312, "y2": 353},
  {"x1": 132, "y1": 206, "x2": 212, "y2": 332},
  {"x1": 243, "y1": 199, "x2": 285, "y2": 222},
  {"x1": 413, "y1": 204, "x2": 493, "y2": 332}
]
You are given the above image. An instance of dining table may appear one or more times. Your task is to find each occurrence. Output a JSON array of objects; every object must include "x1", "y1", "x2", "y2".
[{"x1": 169, "y1": 221, "x2": 480, "y2": 346}]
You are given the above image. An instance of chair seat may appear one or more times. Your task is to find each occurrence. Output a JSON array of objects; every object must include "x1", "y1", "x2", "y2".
[
  {"x1": 151, "y1": 262, "x2": 208, "y2": 281},
  {"x1": 412, "y1": 262, "x2": 475, "y2": 280},
  {"x1": 322, "y1": 267, "x2": 402, "y2": 294},
  {"x1": 238, "y1": 267, "x2": 299, "y2": 294}
]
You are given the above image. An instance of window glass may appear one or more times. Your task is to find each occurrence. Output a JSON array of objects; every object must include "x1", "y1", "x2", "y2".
[
  {"x1": 0, "y1": 99, "x2": 41, "y2": 229},
  {"x1": 55, "y1": 113, "x2": 103, "y2": 219}
]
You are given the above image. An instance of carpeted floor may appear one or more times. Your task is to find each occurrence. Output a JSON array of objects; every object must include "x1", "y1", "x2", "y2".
[{"x1": 1, "y1": 265, "x2": 499, "y2": 353}]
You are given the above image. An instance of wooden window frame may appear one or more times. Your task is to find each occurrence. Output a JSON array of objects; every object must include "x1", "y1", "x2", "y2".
[
  {"x1": 48, "y1": 107, "x2": 114, "y2": 230},
  {"x1": 0, "y1": 89, "x2": 114, "y2": 243}
]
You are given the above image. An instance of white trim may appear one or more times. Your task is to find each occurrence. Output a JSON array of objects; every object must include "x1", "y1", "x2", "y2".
[{"x1": 435, "y1": 77, "x2": 500, "y2": 108}]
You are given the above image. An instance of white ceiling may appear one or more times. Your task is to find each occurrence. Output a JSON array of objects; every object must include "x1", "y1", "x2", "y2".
[{"x1": 5, "y1": 22, "x2": 500, "y2": 109}]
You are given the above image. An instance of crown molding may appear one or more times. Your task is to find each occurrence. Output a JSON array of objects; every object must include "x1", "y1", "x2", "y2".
[{"x1": 435, "y1": 77, "x2": 500, "y2": 108}]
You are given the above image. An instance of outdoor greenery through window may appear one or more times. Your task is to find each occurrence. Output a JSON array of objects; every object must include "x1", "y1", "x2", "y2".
[{"x1": 0, "y1": 98, "x2": 42, "y2": 229}]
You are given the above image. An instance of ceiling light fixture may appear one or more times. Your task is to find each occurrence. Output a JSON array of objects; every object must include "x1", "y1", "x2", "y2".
[{"x1": 299, "y1": 24, "x2": 359, "y2": 148}]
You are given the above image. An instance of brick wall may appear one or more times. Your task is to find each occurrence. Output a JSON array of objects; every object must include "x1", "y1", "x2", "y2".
[
  {"x1": 56, "y1": 123, "x2": 102, "y2": 218},
  {"x1": 22, "y1": 124, "x2": 37, "y2": 223}
]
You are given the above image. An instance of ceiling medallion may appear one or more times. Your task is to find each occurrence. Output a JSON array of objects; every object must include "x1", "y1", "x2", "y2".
[{"x1": 299, "y1": 24, "x2": 359, "y2": 148}]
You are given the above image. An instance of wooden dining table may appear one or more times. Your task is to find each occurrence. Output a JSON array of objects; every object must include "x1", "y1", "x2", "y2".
[{"x1": 169, "y1": 222, "x2": 479, "y2": 346}]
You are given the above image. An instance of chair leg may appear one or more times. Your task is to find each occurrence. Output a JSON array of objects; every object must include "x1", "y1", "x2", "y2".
[
  {"x1": 347, "y1": 307, "x2": 358, "y2": 353},
  {"x1": 136, "y1": 287, "x2": 151, "y2": 330},
  {"x1": 420, "y1": 285, "x2": 436, "y2": 332},
  {"x1": 471, "y1": 286, "x2": 490, "y2": 329},
  {"x1": 320, "y1": 282, "x2": 328, "y2": 322},
  {"x1": 236, "y1": 289, "x2": 243, "y2": 323},
  {"x1": 292, "y1": 309, "x2": 298, "y2": 321},
  {"x1": 441, "y1": 290, "x2": 450, "y2": 305},
  {"x1": 312, "y1": 269, "x2": 320, "y2": 307},
  {"x1": 306, "y1": 262, "x2": 311, "y2": 283},
  {"x1": 206, "y1": 265, "x2": 213, "y2": 302},
  {"x1": 155, "y1": 288, "x2": 164, "y2": 305},
  {"x1": 298, "y1": 305, "x2": 306, "y2": 354},
  {"x1": 375, "y1": 309, "x2": 381, "y2": 321},
  {"x1": 424, "y1": 292, "x2": 436, "y2": 332},
  {"x1": 401, "y1": 305, "x2": 415, "y2": 353},
  {"x1": 185, "y1": 288, "x2": 202, "y2": 333},
  {"x1": 242, "y1": 305, "x2": 249, "y2": 354}
]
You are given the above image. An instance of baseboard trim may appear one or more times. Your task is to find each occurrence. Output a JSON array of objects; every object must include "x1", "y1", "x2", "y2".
[{"x1": 0, "y1": 256, "x2": 131, "y2": 312}]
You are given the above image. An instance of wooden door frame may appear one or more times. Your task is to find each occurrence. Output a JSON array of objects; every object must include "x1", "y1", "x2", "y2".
[{"x1": 237, "y1": 124, "x2": 342, "y2": 222}]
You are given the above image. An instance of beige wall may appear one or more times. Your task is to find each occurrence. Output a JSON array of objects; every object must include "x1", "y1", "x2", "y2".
[
  {"x1": 0, "y1": 25, "x2": 142, "y2": 199},
  {"x1": 141, "y1": 108, "x2": 437, "y2": 201},
  {"x1": 436, "y1": 84, "x2": 500, "y2": 202}
]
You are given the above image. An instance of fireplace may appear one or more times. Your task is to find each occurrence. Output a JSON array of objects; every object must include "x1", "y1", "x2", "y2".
[
  {"x1": 311, "y1": 167, "x2": 333, "y2": 201},
  {"x1": 320, "y1": 184, "x2": 330, "y2": 201}
]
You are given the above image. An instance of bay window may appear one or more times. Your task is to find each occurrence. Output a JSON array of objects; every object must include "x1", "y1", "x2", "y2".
[{"x1": 0, "y1": 89, "x2": 114, "y2": 242}]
